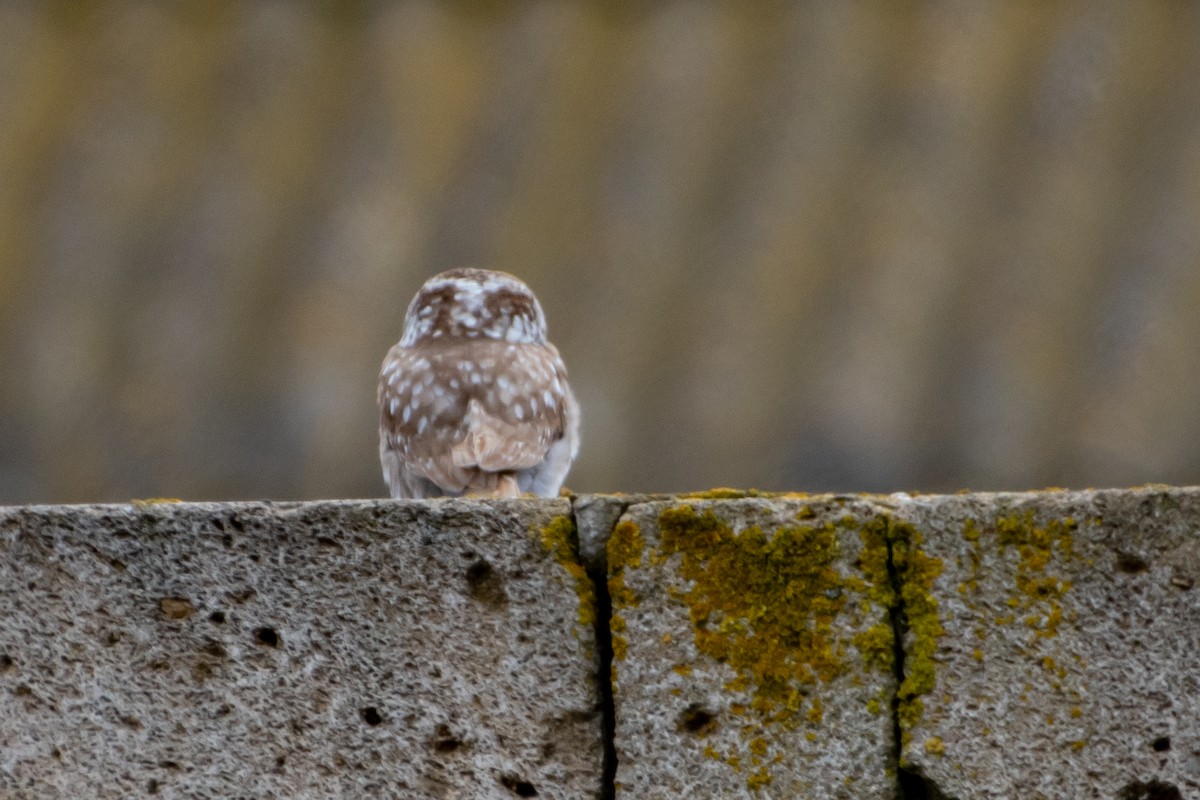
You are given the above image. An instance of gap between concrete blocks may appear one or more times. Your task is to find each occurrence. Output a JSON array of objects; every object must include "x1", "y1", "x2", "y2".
[{"x1": 567, "y1": 495, "x2": 949, "y2": 800}]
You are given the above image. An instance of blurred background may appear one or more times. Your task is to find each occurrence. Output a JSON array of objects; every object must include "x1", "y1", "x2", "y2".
[{"x1": 2, "y1": 2, "x2": 1199, "y2": 504}]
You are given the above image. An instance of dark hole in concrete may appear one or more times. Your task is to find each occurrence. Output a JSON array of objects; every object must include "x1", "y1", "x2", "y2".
[
  {"x1": 360, "y1": 706, "x2": 383, "y2": 726},
  {"x1": 465, "y1": 558, "x2": 508, "y2": 608},
  {"x1": 253, "y1": 627, "x2": 280, "y2": 647},
  {"x1": 898, "y1": 766, "x2": 955, "y2": 799},
  {"x1": 500, "y1": 773, "x2": 538, "y2": 796},
  {"x1": 1152, "y1": 736, "x2": 1171, "y2": 752},
  {"x1": 432, "y1": 723, "x2": 462, "y2": 752},
  {"x1": 0, "y1": 653, "x2": 12, "y2": 672},
  {"x1": 1116, "y1": 552, "x2": 1150, "y2": 573},
  {"x1": 678, "y1": 703, "x2": 717, "y2": 735},
  {"x1": 466, "y1": 559, "x2": 492, "y2": 582},
  {"x1": 1120, "y1": 780, "x2": 1182, "y2": 800},
  {"x1": 208, "y1": 611, "x2": 226, "y2": 624},
  {"x1": 147, "y1": 779, "x2": 160, "y2": 794}
]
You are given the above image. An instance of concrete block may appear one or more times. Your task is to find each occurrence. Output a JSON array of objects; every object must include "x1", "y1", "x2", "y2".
[
  {"x1": 573, "y1": 494, "x2": 664, "y2": 565},
  {"x1": 607, "y1": 496, "x2": 899, "y2": 799},
  {"x1": 0, "y1": 499, "x2": 601, "y2": 799},
  {"x1": 889, "y1": 488, "x2": 1200, "y2": 799}
]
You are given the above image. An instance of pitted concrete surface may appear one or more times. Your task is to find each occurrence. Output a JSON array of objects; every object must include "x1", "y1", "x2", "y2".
[
  {"x1": 888, "y1": 488, "x2": 1200, "y2": 800},
  {"x1": 0, "y1": 499, "x2": 600, "y2": 800},
  {"x1": 607, "y1": 497, "x2": 898, "y2": 800},
  {"x1": 2, "y1": 490, "x2": 1199, "y2": 799}
]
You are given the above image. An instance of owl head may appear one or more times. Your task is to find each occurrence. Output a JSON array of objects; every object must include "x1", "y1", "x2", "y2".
[{"x1": 399, "y1": 268, "x2": 549, "y2": 348}]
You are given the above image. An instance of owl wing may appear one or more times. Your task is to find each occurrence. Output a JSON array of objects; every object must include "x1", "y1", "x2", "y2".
[{"x1": 379, "y1": 340, "x2": 570, "y2": 495}]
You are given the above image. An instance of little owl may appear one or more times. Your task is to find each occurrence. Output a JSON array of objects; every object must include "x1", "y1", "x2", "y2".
[{"x1": 378, "y1": 268, "x2": 580, "y2": 498}]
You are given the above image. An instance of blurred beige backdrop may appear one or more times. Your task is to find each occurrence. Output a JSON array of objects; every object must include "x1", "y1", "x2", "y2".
[{"x1": 2, "y1": 2, "x2": 1199, "y2": 504}]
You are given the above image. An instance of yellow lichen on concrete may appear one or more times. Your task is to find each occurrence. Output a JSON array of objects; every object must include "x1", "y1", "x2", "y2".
[
  {"x1": 537, "y1": 515, "x2": 595, "y2": 629},
  {"x1": 658, "y1": 505, "x2": 852, "y2": 726},
  {"x1": 869, "y1": 516, "x2": 945, "y2": 747},
  {"x1": 607, "y1": 519, "x2": 646, "y2": 672},
  {"x1": 963, "y1": 511, "x2": 1080, "y2": 660},
  {"x1": 957, "y1": 510, "x2": 1089, "y2": 743},
  {"x1": 852, "y1": 519, "x2": 897, "y2": 675},
  {"x1": 608, "y1": 519, "x2": 645, "y2": 589},
  {"x1": 678, "y1": 488, "x2": 776, "y2": 500},
  {"x1": 653, "y1": 504, "x2": 943, "y2": 789},
  {"x1": 995, "y1": 510, "x2": 1076, "y2": 640}
]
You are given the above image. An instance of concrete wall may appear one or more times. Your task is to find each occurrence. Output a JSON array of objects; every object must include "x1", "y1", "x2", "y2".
[{"x1": 2, "y1": 488, "x2": 1198, "y2": 799}]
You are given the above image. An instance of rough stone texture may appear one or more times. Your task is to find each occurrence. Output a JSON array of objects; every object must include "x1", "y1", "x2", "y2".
[
  {"x1": 4, "y1": 490, "x2": 1200, "y2": 799},
  {"x1": 0, "y1": 499, "x2": 600, "y2": 800},
  {"x1": 573, "y1": 494, "x2": 663, "y2": 564},
  {"x1": 888, "y1": 488, "x2": 1200, "y2": 800},
  {"x1": 609, "y1": 497, "x2": 898, "y2": 799}
]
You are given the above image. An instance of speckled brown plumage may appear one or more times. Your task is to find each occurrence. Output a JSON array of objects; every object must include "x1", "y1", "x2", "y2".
[{"x1": 378, "y1": 269, "x2": 579, "y2": 498}]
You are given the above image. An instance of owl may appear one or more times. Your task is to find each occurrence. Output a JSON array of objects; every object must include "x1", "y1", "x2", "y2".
[{"x1": 378, "y1": 268, "x2": 580, "y2": 499}]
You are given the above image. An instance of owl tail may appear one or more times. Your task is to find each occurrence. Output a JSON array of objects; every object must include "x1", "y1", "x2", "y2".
[{"x1": 451, "y1": 399, "x2": 542, "y2": 474}]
